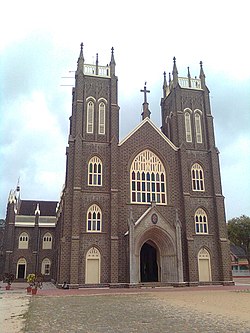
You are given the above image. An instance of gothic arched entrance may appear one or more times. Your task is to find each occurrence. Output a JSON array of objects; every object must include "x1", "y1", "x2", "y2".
[
  {"x1": 198, "y1": 248, "x2": 212, "y2": 282},
  {"x1": 140, "y1": 241, "x2": 159, "y2": 282},
  {"x1": 85, "y1": 247, "x2": 101, "y2": 284},
  {"x1": 16, "y1": 257, "x2": 27, "y2": 279}
]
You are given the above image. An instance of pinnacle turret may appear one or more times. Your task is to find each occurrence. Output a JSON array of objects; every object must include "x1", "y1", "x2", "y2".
[
  {"x1": 77, "y1": 42, "x2": 84, "y2": 73},
  {"x1": 172, "y1": 57, "x2": 178, "y2": 87},
  {"x1": 162, "y1": 71, "x2": 169, "y2": 98},
  {"x1": 199, "y1": 61, "x2": 206, "y2": 88},
  {"x1": 110, "y1": 47, "x2": 116, "y2": 76},
  {"x1": 187, "y1": 66, "x2": 191, "y2": 87},
  {"x1": 96, "y1": 53, "x2": 99, "y2": 75}
]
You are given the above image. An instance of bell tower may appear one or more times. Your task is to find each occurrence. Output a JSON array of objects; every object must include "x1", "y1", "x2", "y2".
[
  {"x1": 57, "y1": 44, "x2": 120, "y2": 287},
  {"x1": 69, "y1": 43, "x2": 119, "y2": 143},
  {"x1": 161, "y1": 58, "x2": 215, "y2": 149},
  {"x1": 160, "y1": 58, "x2": 232, "y2": 283}
]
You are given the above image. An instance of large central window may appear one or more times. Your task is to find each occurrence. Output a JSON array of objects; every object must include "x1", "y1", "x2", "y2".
[{"x1": 130, "y1": 149, "x2": 167, "y2": 204}]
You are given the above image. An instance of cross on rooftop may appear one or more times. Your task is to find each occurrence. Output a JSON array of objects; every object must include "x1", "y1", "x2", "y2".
[{"x1": 140, "y1": 82, "x2": 150, "y2": 104}]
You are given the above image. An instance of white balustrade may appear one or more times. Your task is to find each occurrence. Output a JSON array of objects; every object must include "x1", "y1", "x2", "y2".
[
  {"x1": 84, "y1": 64, "x2": 110, "y2": 77},
  {"x1": 178, "y1": 77, "x2": 202, "y2": 90}
]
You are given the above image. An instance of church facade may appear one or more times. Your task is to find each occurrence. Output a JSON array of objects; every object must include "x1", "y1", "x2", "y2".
[{"x1": 3, "y1": 45, "x2": 232, "y2": 286}]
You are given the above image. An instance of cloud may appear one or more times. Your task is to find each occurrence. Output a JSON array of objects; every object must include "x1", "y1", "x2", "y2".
[
  {"x1": 220, "y1": 135, "x2": 250, "y2": 219},
  {"x1": 0, "y1": 0, "x2": 250, "y2": 220}
]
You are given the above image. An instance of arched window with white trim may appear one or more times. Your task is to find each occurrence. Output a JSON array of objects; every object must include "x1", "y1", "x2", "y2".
[
  {"x1": 195, "y1": 208, "x2": 208, "y2": 234},
  {"x1": 98, "y1": 102, "x2": 106, "y2": 134},
  {"x1": 184, "y1": 109, "x2": 192, "y2": 142},
  {"x1": 130, "y1": 149, "x2": 167, "y2": 204},
  {"x1": 18, "y1": 232, "x2": 29, "y2": 249},
  {"x1": 87, "y1": 204, "x2": 102, "y2": 232},
  {"x1": 191, "y1": 163, "x2": 205, "y2": 191},
  {"x1": 194, "y1": 111, "x2": 202, "y2": 143},
  {"x1": 87, "y1": 101, "x2": 94, "y2": 133},
  {"x1": 42, "y1": 232, "x2": 53, "y2": 249},
  {"x1": 88, "y1": 156, "x2": 102, "y2": 186},
  {"x1": 41, "y1": 258, "x2": 51, "y2": 275}
]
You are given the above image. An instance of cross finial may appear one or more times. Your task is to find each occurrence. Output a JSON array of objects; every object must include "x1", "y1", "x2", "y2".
[
  {"x1": 80, "y1": 42, "x2": 83, "y2": 52},
  {"x1": 140, "y1": 82, "x2": 150, "y2": 104}
]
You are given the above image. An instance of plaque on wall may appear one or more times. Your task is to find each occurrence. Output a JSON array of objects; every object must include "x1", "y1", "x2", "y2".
[{"x1": 151, "y1": 213, "x2": 158, "y2": 224}]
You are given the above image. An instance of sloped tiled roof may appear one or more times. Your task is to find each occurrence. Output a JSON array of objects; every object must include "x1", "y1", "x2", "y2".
[
  {"x1": 230, "y1": 244, "x2": 247, "y2": 258},
  {"x1": 18, "y1": 200, "x2": 58, "y2": 216}
]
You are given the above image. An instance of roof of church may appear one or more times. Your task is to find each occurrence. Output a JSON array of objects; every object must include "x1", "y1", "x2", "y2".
[{"x1": 18, "y1": 200, "x2": 58, "y2": 216}]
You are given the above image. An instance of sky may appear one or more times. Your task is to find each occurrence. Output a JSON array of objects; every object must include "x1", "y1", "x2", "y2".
[{"x1": 0, "y1": 0, "x2": 249, "y2": 220}]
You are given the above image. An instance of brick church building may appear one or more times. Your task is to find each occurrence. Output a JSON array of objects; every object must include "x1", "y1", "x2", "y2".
[{"x1": 3, "y1": 45, "x2": 232, "y2": 286}]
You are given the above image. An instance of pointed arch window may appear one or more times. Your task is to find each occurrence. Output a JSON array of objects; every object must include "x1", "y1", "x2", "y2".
[
  {"x1": 195, "y1": 208, "x2": 208, "y2": 234},
  {"x1": 41, "y1": 258, "x2": 51, "y2": 275},
  {"x1": 87, "y1": 101, "x2": 94, "y2": 133},
  {"x1": 191, "y1": 163, "x2": 205, "y2": 191},
  {"x1": 86, "y1": 204, "x2": 102, "y2": 232},
  {"x1": 98, "y1": 102, "x2": 106, "y2": 134},
  {"x1": 88, "y1": 156, "x2": 102, "y2": 186},
  {"x1": 194, "y1": 111, "x2": 202, "y2": 143},
  {"x1": 184, "y1": 110, "x2": 192, "y2": 142},
  {"x1": 130, "y1": 149, "x2": 167, "y2": 204},
  {"x1": 18, "y1": 232, "x2": 29, "y2": 249},
  {"x1": 42, "y1": 232, "x2": 52, "y2": 249}
]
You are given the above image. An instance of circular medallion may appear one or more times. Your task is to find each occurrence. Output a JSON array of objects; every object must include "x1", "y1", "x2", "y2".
[{"x1": 151, "y1": 213, "x2": 158, "y2": 224}]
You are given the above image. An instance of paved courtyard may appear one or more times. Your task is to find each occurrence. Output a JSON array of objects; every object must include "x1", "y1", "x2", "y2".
[
  {"x1": 24, "y1": 292, "x2": 250, "y2": 333},
  {"x1": 1, "y1": 279, "x2": 250, "y2": 333}
]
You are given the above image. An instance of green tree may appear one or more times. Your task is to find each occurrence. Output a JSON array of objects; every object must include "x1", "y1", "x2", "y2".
[{"x1": 227, "y1": 215, "x2": 250, "y2": 265}]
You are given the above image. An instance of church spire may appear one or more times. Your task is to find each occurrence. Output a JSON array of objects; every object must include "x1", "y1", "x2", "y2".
[
  {"x1": 77, "y1": 42, "x2": 84, "y2": 73},
  {"x1": 172, "y1": 57, "x2": 178, "y2": 87},
  {"x1": 199, "y1": 61, "x2": 206, "y2": 89},
  {"x1": 140, "y1": 82, "x2": 151, "y2": 120},
  {"x1": 110, "y1": 47, "x2": 116, "y2": 76}
]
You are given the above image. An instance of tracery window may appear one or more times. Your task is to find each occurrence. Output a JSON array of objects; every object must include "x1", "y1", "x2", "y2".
[
  {"x1": 191, "y1": 163, "x2": 205, "y2": 191},
  {"x1": 42, "y1": 232, "x2": 52, "y2": 249},
  {"x1": 184, "y1": 110, "x2": 192, "y2": 142},
  {"x1": 194, "y1": 111, "x2": 202, "y2": 143},
  {"x1": 87, "y1": 101, "x2": 94, "y2": 133},
  {"x1": 98, "y1": 102, "x2": 105, "y2": 134},
  {"x1": 195, "y1": 208, "x2": 208, "y2": 234},
  {"x1": 88, "y1": 156, "x2": 102, "y2": 186},
  {"x1": 130, "y1": 149, "x2": 167, "y2": 204},
  {"x1": 18, "y1": 232, "x2": 29, "y2": 249},
  {"x1": 87, "y1": 204, "x2": 102, "y2": 232}
]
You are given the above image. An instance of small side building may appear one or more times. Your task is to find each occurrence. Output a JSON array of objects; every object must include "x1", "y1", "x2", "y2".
[
  {"x1": 230, "y1": 245, "x2": 249, "y2": 276},
  {"x1": 3, "y1": 187, "x2": 58, "y2": 281}
]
